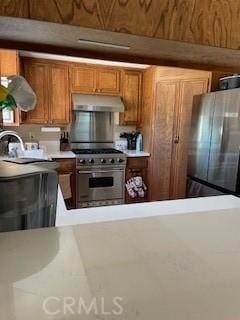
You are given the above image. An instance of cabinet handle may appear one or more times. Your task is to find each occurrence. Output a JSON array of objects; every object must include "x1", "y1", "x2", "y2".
[{"x1": 173, "y1": 135, "x2": 179, "y2": 144}]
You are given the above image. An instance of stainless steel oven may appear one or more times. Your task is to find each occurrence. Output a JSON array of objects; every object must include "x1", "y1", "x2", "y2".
[
  {"x1": 74, "y1": 149, "x2": 126, "y2": 208},
  {"x1": 77, "y1": 166, "x2": 125, "y2": 208}
]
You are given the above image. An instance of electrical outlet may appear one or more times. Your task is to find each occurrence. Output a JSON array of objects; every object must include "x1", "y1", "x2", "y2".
[{"x1": 29, "y1": 132, "x2": 35, "y2": 141}]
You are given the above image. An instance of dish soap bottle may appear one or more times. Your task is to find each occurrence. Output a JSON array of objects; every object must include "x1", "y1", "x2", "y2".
[{"x1": 136, "y1": 133, "x2": 143, "y2": 152}]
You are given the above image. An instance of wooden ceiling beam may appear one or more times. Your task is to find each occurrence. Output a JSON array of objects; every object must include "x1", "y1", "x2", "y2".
[
  {"x1": 0, "y1": 17, "x2": 240, "y2": 73},
  {"x1": 1, "y1": 0, "x2": 240, "y2": 51}
]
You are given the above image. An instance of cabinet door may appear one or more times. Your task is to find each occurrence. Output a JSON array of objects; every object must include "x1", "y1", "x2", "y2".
[
  {"x1": 170, "y1": 78, "x2": 209, "y2": 199},
  {"x1": 149, "y1": 80, "x2": 179, "y2": 201},
  {"x1": 125, "y1": 157, "x2": 148, "y2": 204},
  {"x1": 49, "y1": 64, "x2": 70, "y2": 124},
  {"x1": 23, "y1": 61, "x2": 49, "y2": 124},
  {"x1": 53, "y1": 158, "x2": 76, "y2": 209},
  {"x1": 0, "y1": 49, "x2": 19, "y2": 76},
  {"x1": 96, "y1": 68, "x2": 120, "y2": 94},
  {"x1": 120, "y1": 70, "x2": 142, "y2": 125},
  {"x1": 71, "y1": 66, "x2": 96, "y2": 93},
  {"x1": 0, "y1": 49, "x2": 20, "y2": 126}
]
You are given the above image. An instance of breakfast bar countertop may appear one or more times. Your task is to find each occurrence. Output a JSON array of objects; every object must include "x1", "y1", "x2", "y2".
[{"x1": 1, "y1": 194, "x2": 240, "y2": 319}]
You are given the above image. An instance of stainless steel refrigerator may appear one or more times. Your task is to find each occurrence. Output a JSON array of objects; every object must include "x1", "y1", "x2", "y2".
[{"x1": 187, "y1": 88, "x2": 240, "y2": 197}]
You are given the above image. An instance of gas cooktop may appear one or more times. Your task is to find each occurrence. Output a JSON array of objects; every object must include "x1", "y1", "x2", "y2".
[{"x1": 72, "y1": 148, "x2": 123, "y2": 155}]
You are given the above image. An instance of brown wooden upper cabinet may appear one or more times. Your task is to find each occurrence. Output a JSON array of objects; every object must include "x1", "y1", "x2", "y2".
[
  {"x1": 120, "y1": 69, "x2": 142, "y2": 125},
  {"x1": 71, "y1": 65, "x2": 121, "y2": 95},
  {"x1": 22, "y1": 58, "x2": 70, "y2": 124},
  {"x1": 0, "y1": 49, "x2": 20, "y2": 126},
  {"x1": 71, "y1": 64, "x2": 143, "y2": 125},
  {"x1": 23, "y1": 60, "x2": 49, "y2": 124},
  {"x1": 0, "y1": 49, "x2": 19, "y2": 76},
  {"x1": 71, "y1": 65, "x2": 95, "y2": 93},
  {"x1": 49, "y1": 64, "x2": 70, "y2": 124},
  {"x1": 21, "y1": 58, "x2": 142, "y2": 125}
]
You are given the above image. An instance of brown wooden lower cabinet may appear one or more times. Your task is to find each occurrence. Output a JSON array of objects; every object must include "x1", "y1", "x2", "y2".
[
  {"x1": 52, "y1": 158, "x2": 76, "y2": 209},
  {"x1": 125, "y1": 157, "x2": 149, "y2": 204}
]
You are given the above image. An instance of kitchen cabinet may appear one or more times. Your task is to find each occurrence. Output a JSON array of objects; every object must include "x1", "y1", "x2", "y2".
[
  {"x1": 0, "y1": 49, "x2": 20, "y2": 126},
  {"x1": 120, "y1": 69, "x2": 142, "y2": 125},
  {"x1": 71, "y1": 64, "x2": 121, "y2": 95},
  {"x1": 53, "y1": 158, "x2": 76, "y2": 209},
  {"x1": 142, "y1": 66, "x2": 211, "y2": 201},
  {"x1": 22, "y1": 60, "x2": 49, "y2": 124},
  {"x1": 22, "y1": 58, "x2": 70, "y2": 124},
  {"x1": 71, "y1": 64, "x2": 142, "y2": 125},
  {"x1": 71, "y1": 65, "x2": 95, "y2": 93},
  {"x1": 49, "y1": 64, "x2": 70, "y2": 124},
  {"x1": 96, "y1": 68, "x2": 120, "y2": 94},
  {"x1": 0, "y1": 49, "x2": 19, "y2": 76},
  {"x1": 21, "y1": 58, "x2": 142, "y2": 125},
  {"x1": 125, "y1": 156, "x2": 148, "y2": 204}
]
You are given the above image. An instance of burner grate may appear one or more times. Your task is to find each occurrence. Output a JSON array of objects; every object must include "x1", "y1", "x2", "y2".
[{"x1": 72, "y1": 148, "x2": 123, "y2": 155}]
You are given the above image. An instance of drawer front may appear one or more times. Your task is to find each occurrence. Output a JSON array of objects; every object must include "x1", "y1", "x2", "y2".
[
  {"x1": 53, "y1": 158, "x2": 76, "y2": 209},
  {"x1": 126, "y1": 157, "x2": 148, "y2": 169},
  {"x1": 52, "y1": 159, "x2": 76, "y2": 174}
]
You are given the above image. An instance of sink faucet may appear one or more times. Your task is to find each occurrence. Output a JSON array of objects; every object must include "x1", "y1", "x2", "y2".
[{"x1": 0, "y1": 130, "x2": 25, "y2": 153}]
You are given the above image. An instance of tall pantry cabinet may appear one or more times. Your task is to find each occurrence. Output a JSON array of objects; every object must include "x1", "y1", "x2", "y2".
[{"x1": 141, "y1": 67, "x2": 212, "y2": 201}]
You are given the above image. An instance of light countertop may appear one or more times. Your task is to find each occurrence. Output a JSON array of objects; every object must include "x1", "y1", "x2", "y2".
[
  {"x1": 1, "y1": 195, "x2": 240, "y2": 319},
  {"x1": 0, "y1": 155, "x2": 10, "y2": 161},
  {"x1": 49, "y1": 150, "x2": 150, "y2": 158},
  {"x1": 123, "y1": 150, "x2": 150, "y2": 157},
  {"x1": 46, "y1": 150, "x2": 151, "y2": 159},
  {"x1": 48, "y1": 151, "x2": 76, "y2": 159},
  {"x1": 0, "y1": 150, "x2": 150, "y2": 160},
  {"x1": 56, "y1": 186, "x2": 240, "y2": 226},
  {"x1": 0, "y1": 151, "x2": 76, "y2": 161}
]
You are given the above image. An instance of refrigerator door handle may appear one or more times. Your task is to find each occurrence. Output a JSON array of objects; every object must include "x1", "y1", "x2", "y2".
[{"x1": 235, "y1": 149, "x2": 240, "y2": 195}]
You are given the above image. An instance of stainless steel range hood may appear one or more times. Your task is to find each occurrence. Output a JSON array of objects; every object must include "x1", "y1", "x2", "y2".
[{"x1": 72, "y1": 93, "x2": 124, "y2": 112}]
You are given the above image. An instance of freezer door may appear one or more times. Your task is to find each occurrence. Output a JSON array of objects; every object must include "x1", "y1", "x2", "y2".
[
  {"x1": 188, "y1": 92, "x2": 215, "y2": 180},
  {"x1": 207, "y1": 89, "x2": 240, "y2": 192}
]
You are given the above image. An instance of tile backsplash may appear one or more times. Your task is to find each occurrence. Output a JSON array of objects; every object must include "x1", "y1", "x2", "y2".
[
  {"x1": 114, "y1": 125, "x2": 136, "y2": 140},
  {"x1": 5, "y1": 111, "x2": 137, "y2": 144},
  {"x1": 6, "y1": 124, "x2": 63, "y2": 142},
  {"x1": 6, "y1": 123, "x2": 136, "y2": 145}
]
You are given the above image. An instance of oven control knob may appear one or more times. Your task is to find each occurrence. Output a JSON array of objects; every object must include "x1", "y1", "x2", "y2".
[
  {"x1": 89, "y1": 159, "x2": 94, "y2": 164},
  {"x1": 109, "y1": 159, "x2": 115, "y2": 164},
  {"x1": 101, "y1": 159, "x2": 106, "y2": 164},
  {"x1": 118, "y1": 158, "x2": 124, "y2": 163},
  {"x1": 79, "y1": 159, "x2": 86, "y2": 164}
]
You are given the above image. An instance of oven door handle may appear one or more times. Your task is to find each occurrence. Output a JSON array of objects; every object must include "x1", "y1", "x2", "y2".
[{"x1": 77, "y1": 170, "x2": 124, "y2": 174}]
